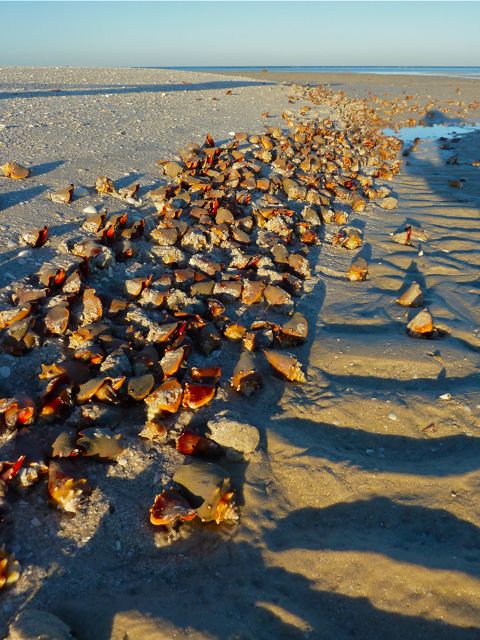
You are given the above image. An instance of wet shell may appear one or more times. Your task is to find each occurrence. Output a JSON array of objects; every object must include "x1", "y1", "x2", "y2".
[
  {"x1": 149, "y1": 489, "x2": 196, "y2": 527},
  {"x1": 264, "y1": 349, "x2": 306, "y2": 383},
  {"x1": 231, "y1": 350, "x2": 262, "y2": 396},
  {"x1": 1, "y1": 162, "x2": 30, "y2": 179},
  {"x1": 182, "y1": 383, "x2": 216, "y2": 410},
  {"x1": 397, "y1": 281, "x2": 423, "y2": 307},
  {"x1": 145, "y1": 379, "x2": 183, "y2": 418}
]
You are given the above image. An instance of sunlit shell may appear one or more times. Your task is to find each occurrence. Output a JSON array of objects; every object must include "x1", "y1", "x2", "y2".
[
  {"x1": 128, "y1": 374, "x2": 155, "y2": 401},
  {"x1": 149, "y1": 489, "x2": 196, "y2": 527},
  {"x1": 176, "y1": 429, "x2": 222, "y2": 457},
  {"x1": 125, "y1": 274, "x2": 152, "y2": 298},
  {"x1": 0, "y1": 303, "x2": 32, "y2": 330},
  {"x1": 159, "y1": 347, "x2": 186, "y2": 379},
  {"x1": 264, "y1": 349, "x2": 306, "y2": 383},
  {"x1": 48, "y1": 462, "x2": 86, "y2": 513},
  {"x1": 182, "y1": 383, "x2": 216, "y2": 410},
  {"x1": 406, "y1": 308, "x2": 433, "y2": 336},
  {"x1": 173, "y1": 460, "x2": 237, "y2": 524},
  {"x1": 190, "y1": 366, "x2": 222, "y2": 383},
  {"x1": 347, "y1": 257, "x2": 369, "y2": 282},
  {"x1": 392, "y1": 226, "x2": 412, "y2": 245},
  {"x1": 278, "y1": 312, "x2": 308, "y2": 347},
  {"x1": 21, "y1": 225, "x2": 49, "y2": 248},
  {"x1": 95, "y1": 176, "x2": 116, "y2": 194},
  {"x1": 77, "y1": 376, "x2": 125, "y2": 403},
  {"x1": 397, "y1": 281, "x2": 423, "y2": 307},
  {"x1": 79, "y1": 288, "x2": 103, "y2": 325},
  {"x1": 145, "y1": 379, "x2": 183, "y2": 418},
  {"x1": 263, "y1": 284, "x2": 292, "y2": 307},
  {"x1": 231, "y1": 350, "x2": 262, "y2": 396},
  {"x1": 83, "y1": 210, "x2": 107, "y2": 233},
  {"x1": 77, "y1": 428, "x2": 124, "y2": 459},
  {"x1": 241, "y1": 280, "x2": 265, "y2": 305},
  {"x1": 44, "y1": 303, "x2": 69, "y2": 335},
  {"x1": 223, "y1": 322, "x2": 246, "y2": 341},
  {"x1": 49, "y1": 184, "x2": 74, "y2": 204},
  {"x1": 0, "y1": 546, "x2": 21, "y2": 589},
  {"x1": 1, "y1": 162, "x2": 30, "y2": 180}
]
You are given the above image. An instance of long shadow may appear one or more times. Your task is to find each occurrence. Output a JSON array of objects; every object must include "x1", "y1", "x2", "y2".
[
  {"x1": 30, "y1": 160, "x2": 65, "y2": 177},
  {"x1": 0, "y1": 185, "x2": 49, "y2": 212},
  {"x1": 0, "y1": 80, "x2": 272, "y2": 101},
  {"x1": 266, "y1": 499, "x2": 480, "y2": 577}
]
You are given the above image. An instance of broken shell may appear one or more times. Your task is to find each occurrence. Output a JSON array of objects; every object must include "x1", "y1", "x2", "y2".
[
  {"x1": 1, "y1": 162, "x2": 30, "y2": 180},
  {"x1": 159, "y1": 347, "x2": 186, "y2": 379},
  {"x1": 190, "y1": 366, "x2": 222, "y2": 382},
  {"x1": 77, "y1": 428, "x2": 124, "y2": 460},
  {"x1": 223, "y1": 322, "x2": 246, "y2": 341},
  {"x1": 241, "y1": 280, "x2": 265, "y2": 305},
  {"x1": 406, "y1": 308, "x2": 434, "y2": 336},
  {"x1": 173, "y1": 460, "x2": 237, "y2": 524},
  {"x1": 44, "y1": 303, "x2": 69, "y2": 335},
  {"x1": 149, "y1": 489, "x2": 196, "y2": 527},
  {"x1": 347, "y1": 257, "x2": 369, "y2": 282},
  {"x1": 264, "y1": 349, "x2": 306, "y2": 383},
  {"x1": 278, "y1": 312, "x2": 308, "y2": 347},
  {"x1": 49, "y1": 184, "x2": 74, "y2": 204},
  {"x1": 182, "y1": 383, "x2": 216, "y2": 410},
  {"x1": 176, "y1": 429, "x2": 222, "y2": 458},
  {"x1": 95, "y1": 176, "x2": 116, "y2": 194},
  {"x1": 397, "y1": 281, "x2": 424, "y2": 307},
  {"x1": 0, "y1": 546, "x2": 21, "y2": 589},
  {"x1": 0, "y1": 304, "x2": 32, "y2": 330},
  {"x1": 231, "y1": 350, "x2": 262, "y2": 396},
  {"x1": 51, "y1": 430, "x2": 79, "y2": 458},
  {"x1": 48, "y1": 461, "x2": 86, "y2": 513},
  {"x1": 145, "y1": 379, "x2": 183, "y2": 418},
  {"x1": 127, "y1": 374, "x2": 155, "y2": 401},
  {"x1": 21, "y1": 225, "x2": 49, "y2": 248}
]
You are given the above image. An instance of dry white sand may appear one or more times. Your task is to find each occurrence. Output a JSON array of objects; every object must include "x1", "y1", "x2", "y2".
[{"x1": 1, "y1": 68, "x2": 480, "y2": 640}]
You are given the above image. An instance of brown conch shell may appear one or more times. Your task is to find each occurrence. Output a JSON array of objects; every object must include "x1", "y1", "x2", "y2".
[
  {"x1": 173, "y1": 460, "x2": 237, "y2": 524},
  {"x1": 49, "y1": 184, "x2": 74, "y2": 204},
  {"x1": 21, "y1": 225, "x2": 49, "y2": 248},
  {"x1": 77, "y1": 427, "x2": 124, "y2": 459},
  {"x1": 1, "y1": 162, "x2": 30, "y2": 179},
  {"x1": 347, "y1": 257, "x2": 369, "y2": 282},
  {"x1": 0, "y1": 546, "x2": 21, "y2": 589},
  {"x1": 406, "y1": 308, "x2": 433, "y2": 336},
  {"x1": 182, "y1": 383, "x2": 216, "y2": 410},
  {"x1": 48, "y1": 461, "x2": 86, "y2": 513},
  {"x1": 231, "y1": 351, "x2": 262, "y2": 396},
  {"x1": 264, "y1": 349, "x2": 306, "y2": 383},
  {"x1": 149, "y1": 489, "x2": 196, "y2": 528},
  {"x1": 95, "y1": 176, "x2": 116, "y2": 194},
  {"x1": 397, "y1": 282, "x2": 423, "y2": 307},
  {"x1": 144, "y1": 379, "x2": 183, "y2": 418},
  {"x1": 127, "y1": 374, "x2": 155, "y2": 401}
]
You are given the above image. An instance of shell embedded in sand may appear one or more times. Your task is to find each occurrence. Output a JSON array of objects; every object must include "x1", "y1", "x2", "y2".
[
  {"x1": 21, "y1": 225, "x2": 49, "y2": 248},
  {"x1": 406, "y1": 308, "x2": 434, "y2": 336},
  {"x1": 347, "y1": 257, "x2": 368, "y2": 281},
  {"x1": 397, "y1": 281, "x2": 423, "y2": 307},
  {"x1": 264, "y1": 349, "x2": 306, "y2": 383},
  {"x1": 1, "y1": 162, "x2": 30, "y2": 179},
  {"x1": 49, "y1": 184, "x2": 74, "y2": 204}
]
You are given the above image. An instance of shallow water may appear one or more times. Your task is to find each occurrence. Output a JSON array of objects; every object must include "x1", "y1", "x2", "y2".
[{"x1": 384, "y1": 123, "x2": 480, "y2": 143}]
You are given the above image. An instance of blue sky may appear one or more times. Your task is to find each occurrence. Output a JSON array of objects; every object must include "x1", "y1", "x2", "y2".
[{"x1": 0, "y1": 1, "x2": 479, "y2": 67}]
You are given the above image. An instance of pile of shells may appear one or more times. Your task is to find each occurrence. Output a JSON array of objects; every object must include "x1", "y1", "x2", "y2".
[{"x1": 0, "y1": 97, "x2": 404, "y2": 573}]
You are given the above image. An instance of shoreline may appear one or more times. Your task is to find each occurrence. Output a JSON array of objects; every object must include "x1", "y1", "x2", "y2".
[{"x1": 1, "y1": 68, "x2": 480, "y2": 639}]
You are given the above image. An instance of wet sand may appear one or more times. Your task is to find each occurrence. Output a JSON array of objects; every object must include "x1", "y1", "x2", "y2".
[{"x1": 1, "y1": 69, "x2": 480, "y2": 639}]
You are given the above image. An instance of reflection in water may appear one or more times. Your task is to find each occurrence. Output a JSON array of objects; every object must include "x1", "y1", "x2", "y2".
[{"x1": 384, "y1": 123, "x2": 480, "y2": 143}]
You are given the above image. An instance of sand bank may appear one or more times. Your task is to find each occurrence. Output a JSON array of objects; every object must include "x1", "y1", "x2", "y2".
[{"x1": 1, "y1": 68, "x2": 480, "y2": 640}]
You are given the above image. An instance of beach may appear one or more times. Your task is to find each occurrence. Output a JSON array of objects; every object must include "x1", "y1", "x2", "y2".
[{"x1": 1, "y1": 67, "x2": 480, "y2": 640}]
